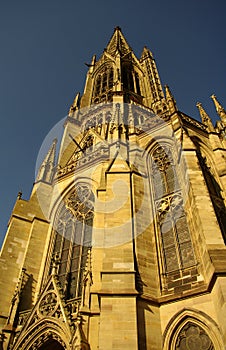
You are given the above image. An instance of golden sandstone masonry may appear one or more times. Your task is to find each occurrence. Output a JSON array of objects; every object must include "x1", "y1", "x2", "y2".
[{"x1": 0, "y1": 27, "x2": 226, "y2": 349}]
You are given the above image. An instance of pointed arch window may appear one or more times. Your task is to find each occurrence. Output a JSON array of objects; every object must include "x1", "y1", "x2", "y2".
[
  {"x1": 93, "y1": 66, "x2": 114, "y2": 103},
  {"x1": 135, "y1": 72, "x2": 141, "y2": 95},
  {"x1": 151, "y1": 145, "x2": 196, "y2": 275},
  {"x1": 52, "y1": 185, "x2": 94, "y2": 300},
  {"x1": 175, "y1": 322, "x2": 215, "y2": 350},
  {"x1": 122, "y1": 65, "x2": 134, "y2": 92}
]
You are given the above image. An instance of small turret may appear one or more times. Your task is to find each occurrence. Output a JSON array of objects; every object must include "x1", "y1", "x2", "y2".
[
  {"x1": 165, "y1": 85, "x2": 177, "y2": 114},
  {"x1": 196, "y1": 102, "x2": 215, "y2": 132},
  {"x1": 140, "y1": 46, "x2": 167, "y2": 113},
  {"x1": 68, "y1": 92, "x2": 80, "y2": 116},
  {"x1": 36, "y1": 138, "x2": 57, "y2": 183},
  {"x1": 211, "y1": 94, "x2": 226, "y2": 123}
]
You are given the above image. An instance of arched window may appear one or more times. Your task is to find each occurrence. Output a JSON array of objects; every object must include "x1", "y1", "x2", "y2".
[
  {"x1": 151, "y1": 145, "x2": 196, "y2": 277},
  {"x1": 175, "y1": 322, "x2": 214, "y2": 350},
  {"x1": 109, "y1": 67, "x2": 114, "y2": 89},
  {"x1": 92, "y1": 66, "x2": 114, "y2": 103},
  {"x1": 52, "y1": 185, "x2": 94, "y2": 300},
  {"x1": 122, "y1": 65, "x2": 134, "y2": 92},
  {"x1": 135, "y1": 72, "x2": 141, "y2": 95},
  {"x1": 163, "y1": 309, "x2": 224, "y2": 350},
  {"x1": 95, "y1": 75, "x2": 101, "y2": 96}
]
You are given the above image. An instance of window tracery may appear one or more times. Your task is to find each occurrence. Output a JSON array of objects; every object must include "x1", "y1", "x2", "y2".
[
  {"x1": 151, "y1": 145, "x2": 196, "y2": 275},
  {"x1": 52, "y1": 185, "x2": 94, "y2": 300},
  {"x1": 175, "y1": 322, "x2": 214, "y2": 350},
  {"x1": 92, "y1": 67, "x2": 114, "y2": 103}
]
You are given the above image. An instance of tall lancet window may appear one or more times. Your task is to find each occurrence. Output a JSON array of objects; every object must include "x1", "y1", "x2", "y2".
[
  {"x1": 52, "y1": 185, "x2": 94, "y2": 300},
  {"x1": 151, "y1": 145, "x2": 196, "y2": 275},
  {"x1": 92, "y1": 66, "x2": 114, "y2": 103}
]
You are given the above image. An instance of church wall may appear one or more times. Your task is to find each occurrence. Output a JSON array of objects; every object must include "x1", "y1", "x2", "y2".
[
  {"x1": 160, "y1": 280, "x2": 226, "y2": 348},
  {"x1": 137, "y1": 299, "x2": 162, "y2": 350},
  {"x1": 0, "y1": 212, "x2": 31, "y2": 324},
  {"x1": 98, "y1": 296, "x2": 138, "y2": 350}
]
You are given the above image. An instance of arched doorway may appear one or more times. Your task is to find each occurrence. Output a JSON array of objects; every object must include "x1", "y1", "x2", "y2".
[{"x1": 38, "y1": 339, "x2": 65, "y2": 350}]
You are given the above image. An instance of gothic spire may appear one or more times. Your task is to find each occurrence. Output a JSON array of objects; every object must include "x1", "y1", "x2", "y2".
[
  {"x1": 140, "y1": 46, "x2": 167, "y2": 114},
  {"x1": 140, "y1": 45, "x2": 153, "y2": 60},
  {"x1": 211, "y1": 94, "x2": 226, "y2": 123},
  {"x1": 68, "y1": 92, "x2": 80, "y2": 116},
  {"x1": 105, "y1": 26, "x2": 131, "y2": 57},
  {"x1": 165, "y1": 85, "x2": 177, "y2": 114},
  {"x1": 36, "y1": 138, "x2": 57, "y2": 183},
  {"x1": 196, "y1": 102, "x2": 215, "y2": 132}
]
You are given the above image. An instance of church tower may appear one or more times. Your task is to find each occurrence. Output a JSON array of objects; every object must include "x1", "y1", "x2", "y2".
[{"x1": 1, "y1": 27, "x2": 226, "y2": 350}]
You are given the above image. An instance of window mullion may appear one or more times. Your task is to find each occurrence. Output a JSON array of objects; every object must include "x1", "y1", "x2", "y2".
[{"x1": 75, "y1": 218, "x2": 85, "y2": 297}]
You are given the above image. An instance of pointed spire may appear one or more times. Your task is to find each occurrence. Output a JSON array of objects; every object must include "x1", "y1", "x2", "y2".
[
  {"x1": 196, "y1": 102, "x2": 215, "y2": 132},
  {"x1": 105, "y1": 26, "x2": 131, "y2": 57},
  {"x1": 68, "y1": 92, "x2": 80, "y2": 116},
  {"x1": 165, "y1": 85, "x2": 177, "y2": 114},
  {"x1": 140, "y1": 46, "x2": 153, "y2": 61},
  {"x1": 36, "y1": 138, "x2": 57, "y2": 183},
  {"x1": 17, "y1": 191, "x2": 22, "y2": 200},
  {"x1": 211, "y1": 94, "x2": 226, "y2": 123},
  {"x1": 89, "y1": 54, "x2": 96, "y2": 73},
  {"x1": 140, "y1": 45, "x2": 166, "y2": 112}
]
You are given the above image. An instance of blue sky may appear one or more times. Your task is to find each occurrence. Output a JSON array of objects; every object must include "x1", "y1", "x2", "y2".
[{"x1": 0, "y1": 0, "x2": 225, "y2": 246}]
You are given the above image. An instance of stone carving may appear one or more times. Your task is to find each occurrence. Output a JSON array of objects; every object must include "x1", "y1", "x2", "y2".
[
  {"x1": 29, "y1": 331, "x2": 67, "y2": 350},
  {"x1": 152, "y1": 146, "x2": 173, "y2": 172},
  {"x1": 38, "y1": 292, "x2": 58, "y2": 317},
  {"x1": 18, "y1": 310, "x2": 35, "y2": 327},
  {"x1": 57, "y1": 146, "x2": 109, "y2": 178},
  {"x1": 65, "y1": 185, "x2": 94, "y2": 220},
  {"x1": 176, "y1": 322, "x2": 214, "y2": 350},
  {"x1": 156, "y1": 193, "x2": 183, "y2": 221},
  {"x1": 180, "y1": 113, "x2": 207, "y2": 131},
  {"x1": 82, "y1": 135, "x2": 94, "y2": 152}
]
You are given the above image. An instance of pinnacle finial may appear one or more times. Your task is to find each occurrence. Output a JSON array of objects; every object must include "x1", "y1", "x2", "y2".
[
  {"x1": 69, "y1": 92, "x2": 80, "y2": 116},
  {"x1": 165, "y1": 85, "x2": 177, "y2": 113},
  {"x1": 196, "y1": 102, "x2": 215, "y2": 132},
  {"x1": 140, "y1": 46, "x2": 153, "y2": 60},
  {"x1": 17, "y1": 191, "x2": 22, "y2": 200},
  {"x1": 114, "y1": 26, "x2": 122, "y2": 32},
  {"x1": 36, "y1": 138, "x2": 57, "y2": 183},
  {"x1": 211, "y1": 94, "x2": 226, "y2": 123}
]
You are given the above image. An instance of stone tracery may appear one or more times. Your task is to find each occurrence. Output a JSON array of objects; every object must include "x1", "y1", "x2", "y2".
[
  {"x1": 151, "y1": 145, "x2": 196, "y2": 289},
  {"x1": 175, "y1": 322, "x2": 214, "y2": 350},
  {"x1": 52, "y1": 185, "x2": 94, "y2": 299}
]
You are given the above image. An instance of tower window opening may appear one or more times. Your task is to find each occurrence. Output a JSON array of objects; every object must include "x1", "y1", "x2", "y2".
[
  {"x1": 122, "y1": 65, "x2": 134, "y2": 92},
  {"x1": 151, "y1": 146, "x2": 196, "y2": 275},
  {"x1": 135, "y1": 72, "x2": 141, "y2": 95},
  {"x1": 93, "y1": 66, "x2": 114, "y2": 103}
]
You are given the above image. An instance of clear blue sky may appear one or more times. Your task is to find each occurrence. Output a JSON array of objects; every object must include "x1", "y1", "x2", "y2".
[{"x1": 0, "y1": 0, "x2": 225, "y2": 246}]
